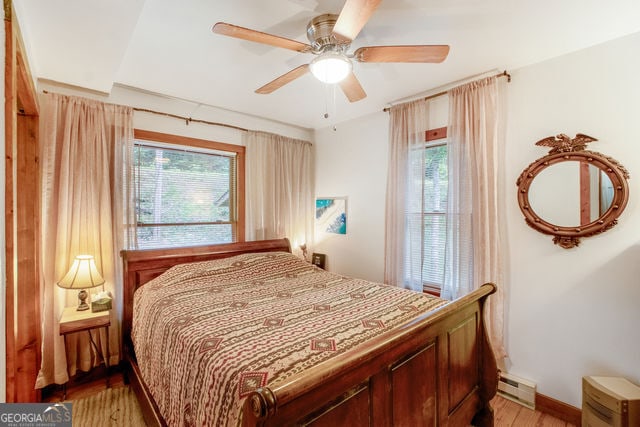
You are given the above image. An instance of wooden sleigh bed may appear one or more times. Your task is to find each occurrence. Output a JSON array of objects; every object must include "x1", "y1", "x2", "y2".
[{"x1": 121, "y1": 238, "x2": 498, "y2": 426}]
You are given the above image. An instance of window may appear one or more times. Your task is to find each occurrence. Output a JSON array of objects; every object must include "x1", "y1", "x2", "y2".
[
  {"x1": 133, "y1": 130, "x2": 245, "y2": 249},
  {"x1": 404, "y1": 129, "x2": 448, "y2": 295}
]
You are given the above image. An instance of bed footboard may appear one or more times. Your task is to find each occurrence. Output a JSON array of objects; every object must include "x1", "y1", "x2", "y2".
[{"x1": 243, "y1": 283, "x2": 498, "y2": 426}]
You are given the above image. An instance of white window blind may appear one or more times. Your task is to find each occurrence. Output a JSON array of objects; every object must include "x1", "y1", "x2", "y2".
[
  {"x1": 134, "y1": 142, "x2": 237, "y2": 249},
  {"x1": 404, "y1": 141, "x2": 448, "y2": 293}
]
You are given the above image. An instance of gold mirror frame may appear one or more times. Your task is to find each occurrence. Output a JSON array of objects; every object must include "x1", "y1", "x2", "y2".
[{"x1": 516, "y1": 134, "x2": 630, "y2": 249}]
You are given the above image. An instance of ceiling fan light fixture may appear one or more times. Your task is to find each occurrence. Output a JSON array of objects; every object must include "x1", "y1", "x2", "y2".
[{"x1": 309, "y1": 52, "x2": 352, "y2": 84}]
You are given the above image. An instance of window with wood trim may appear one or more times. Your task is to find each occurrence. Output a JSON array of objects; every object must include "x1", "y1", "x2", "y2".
[
  {"x1": 134, "y1": 130, "x2": 245, "y2": 249},
  {"x1": 404, "y1": 127, "x2": 447, "y2": 296}
]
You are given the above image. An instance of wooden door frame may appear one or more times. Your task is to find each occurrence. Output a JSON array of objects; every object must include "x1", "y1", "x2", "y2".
[{"x1": 5, "y1": 2, "x2": 41, "y2": 402}]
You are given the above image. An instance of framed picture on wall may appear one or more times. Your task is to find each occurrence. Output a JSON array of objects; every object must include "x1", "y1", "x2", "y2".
[{"x1": 315, "y1": 197, "x2": 347, "y2": 234}]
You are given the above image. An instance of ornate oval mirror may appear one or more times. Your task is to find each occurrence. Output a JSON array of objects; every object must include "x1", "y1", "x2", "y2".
[{"x1": 516, "y1": 133, "x2": 630, "y2": 248}]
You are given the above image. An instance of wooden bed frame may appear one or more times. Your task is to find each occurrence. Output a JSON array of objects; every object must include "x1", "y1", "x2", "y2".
[{"x1": 121, "y1": 238, "x2": 498, "y2": 426}]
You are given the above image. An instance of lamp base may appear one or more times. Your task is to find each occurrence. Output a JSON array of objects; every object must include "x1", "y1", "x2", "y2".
[{"x1": 77, "y1": 289, "x2": 90, "y2": 311}]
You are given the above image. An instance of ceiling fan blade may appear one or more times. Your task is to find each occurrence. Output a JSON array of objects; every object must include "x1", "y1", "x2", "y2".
[
  {"x1": 354, "y1": 45, "x2": 450, "y2": 63},
  {"x1": 212, "y1": 22, "x2": 312, "y2": 53},
  {"x1": 339, "y1": 71, "x2": 367, "y2": 102},
  {"x1": 332, "y1": 0, "x2": 381, "y2": 41},
  {"x1": 255, "y1": 64, "x2": 310, "y2": 94}
]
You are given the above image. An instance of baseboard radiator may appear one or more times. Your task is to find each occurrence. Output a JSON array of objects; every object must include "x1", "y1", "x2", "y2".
[{"x1": 498, "y1": 371, "x2": 537, "y2": 409}]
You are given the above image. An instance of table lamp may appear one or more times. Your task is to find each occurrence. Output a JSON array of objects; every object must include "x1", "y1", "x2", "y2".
[{"x1": 57, "y1": 255, "x2": 105, "y2": 311}]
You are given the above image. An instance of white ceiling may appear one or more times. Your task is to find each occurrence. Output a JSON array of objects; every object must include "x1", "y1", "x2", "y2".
[{"x1": 14, "y1": 0, "x2": 640, "y2": 130}]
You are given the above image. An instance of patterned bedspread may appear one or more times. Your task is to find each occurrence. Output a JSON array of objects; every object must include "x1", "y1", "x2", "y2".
[{"x1": 132, "y1": 251, "x2": 448, "y2": 426}]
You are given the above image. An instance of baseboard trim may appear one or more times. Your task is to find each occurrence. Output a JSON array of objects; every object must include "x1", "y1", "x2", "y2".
[{"x1": 536, "y1": 392, "x2": 581, "y2": 426}]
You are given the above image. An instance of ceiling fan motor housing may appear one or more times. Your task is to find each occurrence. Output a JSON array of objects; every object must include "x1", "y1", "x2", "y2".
[{"x1": 306, "y1": 14, "x2": 350, "y2": 52}]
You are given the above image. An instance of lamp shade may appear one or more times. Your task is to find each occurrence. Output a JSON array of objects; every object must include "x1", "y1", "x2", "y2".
[
  {"x1": 309, "y1": 52, "x2": 352, "y2": 84},
  {"x1": 57, "y1": 255, "x2": 105, "y2": 290}
]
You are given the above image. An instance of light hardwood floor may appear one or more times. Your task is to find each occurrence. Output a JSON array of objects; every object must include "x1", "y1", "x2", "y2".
[
  {"x1": 492, "y1": 395, "x2": 577, "y2": 427},
  {"x1": 44, "y1": 369, "x2": 577, "y2": 426}
]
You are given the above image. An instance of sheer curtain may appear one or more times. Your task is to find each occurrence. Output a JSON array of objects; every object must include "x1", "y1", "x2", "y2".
[
  {"x1": 244, "y1": 131, "x2": 314, "y2": 254},
  {"x1": 36, "y1": 93, "x2": 136, "y2": 388},
  {"x1": 445, "y1": 76, "x2": 507, "y2": 359},
  {"x1": 384, "y1": 99, "x2": 430, "y2": 290}
]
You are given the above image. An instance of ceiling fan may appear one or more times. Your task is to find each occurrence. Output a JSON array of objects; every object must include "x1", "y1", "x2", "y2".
[{"x1": 212, "y1": 0, "x2": 449, "y2": 102}]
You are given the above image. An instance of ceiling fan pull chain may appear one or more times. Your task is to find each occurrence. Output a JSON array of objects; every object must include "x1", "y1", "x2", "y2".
[
  {"x1": 332, "y1": 83, "x2": 338, "y2": 126},
  {"x1": 323, "y1": 82, "x2": 330, "y2": 119}
]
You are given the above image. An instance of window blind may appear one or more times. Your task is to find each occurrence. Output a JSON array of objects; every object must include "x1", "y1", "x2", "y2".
[
  {"x1": 404, "y1": 142, "x2": 448, "y2": 291},
  {"x1": 134, "y1": 142, "x2": 237, "y2": 249}
]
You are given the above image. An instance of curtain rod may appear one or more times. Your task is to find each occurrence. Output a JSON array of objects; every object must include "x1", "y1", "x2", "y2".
[
  {"x1": 382, "y1": 70, "x2": 511, "y2": 113},
  {"x1": 42, "y1": 89, "x2": 249, "y2": 132},
  {"x1": 132, "y1": 107, "x2": 249, "y2": 132}
]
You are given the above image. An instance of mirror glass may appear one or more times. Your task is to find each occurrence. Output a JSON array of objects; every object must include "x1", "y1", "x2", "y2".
[{"x1": 528, "y1": 161, "x2": 613, "y2": 227}]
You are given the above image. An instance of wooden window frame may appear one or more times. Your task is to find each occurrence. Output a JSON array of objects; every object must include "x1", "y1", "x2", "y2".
[{"x1": 133, "y1": 129, "x2": 246, "y2": 244}]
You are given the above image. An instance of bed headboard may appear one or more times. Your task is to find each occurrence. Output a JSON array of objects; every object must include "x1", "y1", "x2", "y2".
[{"x1": 120, "y1": 238, "x2": 291, "y2": 347}]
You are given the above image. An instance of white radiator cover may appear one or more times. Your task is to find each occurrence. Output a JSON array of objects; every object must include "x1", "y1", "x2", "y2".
[{"x1": 497, "y1": 372, "x2": 537, "y2": 409}]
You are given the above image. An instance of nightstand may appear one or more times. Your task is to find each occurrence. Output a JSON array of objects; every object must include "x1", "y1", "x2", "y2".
[{"x1": 59, "y1": 306, "x2": 110, "y2": 399}]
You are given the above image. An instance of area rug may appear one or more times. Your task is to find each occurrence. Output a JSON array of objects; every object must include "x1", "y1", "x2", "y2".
[{"x1": 72, "y1": 386, "x2": 146, "y2": 427}]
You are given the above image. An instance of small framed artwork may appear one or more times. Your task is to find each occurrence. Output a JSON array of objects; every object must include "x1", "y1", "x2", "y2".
[
  {"x1": 311, "y1": 253, "x2": 326, "y2": 269},
  {"x1": 315, "y1": 197, "x2": 347, "y2": 234}
]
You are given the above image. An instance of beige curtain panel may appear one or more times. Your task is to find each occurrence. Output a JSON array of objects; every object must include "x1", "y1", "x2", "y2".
[
  {"x1": 448, "y1": 76, "x2": 507, "y2": 359},
  {"x1": 384, "y1": 75, "x2": 507, "y2": 360},
  {"x1": 244, "y1": 131, "x2": 314, "y2": 255},
  {"x1": 384, "y1": 99, "x2": 430, "y2": 289},
  {"x1": 36, "y1": 93, "x2": 136, "y2": 388}
]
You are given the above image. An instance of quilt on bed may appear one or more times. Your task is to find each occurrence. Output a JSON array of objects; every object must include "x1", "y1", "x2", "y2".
[{"x1": 132, "y1": 251, "x2": 448, "y2": 426}]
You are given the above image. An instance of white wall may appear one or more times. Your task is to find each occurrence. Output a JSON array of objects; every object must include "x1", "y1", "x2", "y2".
[
  {"x1": 314, "y1": 32, "x2": 640, "y2": 407},
  {"x1": 504, "y1": 31, "x2": 640, "y2": 407},
  {"x1": 313, "y1": 112, "x2": 389, "y2": 282}
]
